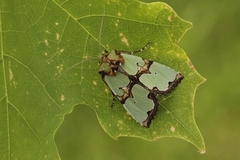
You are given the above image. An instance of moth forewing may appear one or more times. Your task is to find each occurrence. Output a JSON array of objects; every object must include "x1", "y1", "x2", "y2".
[
  {"x1": 120, "y1": 54, "x2": 145, "y2": 75},
  {"x1": 104, "y1": 72, "x2": 129, "y2": 96},
  {"x1": 139, "y1": 61, "x2": 184, "y2": 93},
  {"x1": 124, "y1": 84, "x2": 158, "y2": 128},
  {"x1": 103, "y1": 69, "x2": 158, "y2": 128}
]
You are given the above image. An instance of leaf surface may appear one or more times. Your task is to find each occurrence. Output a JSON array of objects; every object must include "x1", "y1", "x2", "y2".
[{"x1": 0, "y1": 0, "x2": 205, "y2": 159}]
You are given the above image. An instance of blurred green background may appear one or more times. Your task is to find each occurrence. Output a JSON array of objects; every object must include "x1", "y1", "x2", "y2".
[{"x1": 55, "y1": 0, "x2": 240, "y2": 159}]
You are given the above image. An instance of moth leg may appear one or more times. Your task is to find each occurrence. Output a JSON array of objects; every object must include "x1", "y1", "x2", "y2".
[
  {"x1": 110, "y1": 91, "x2": 116, "y2": 108},
  {"x1": 104, "y1": 49, "x2": 109, "y2": 53}
]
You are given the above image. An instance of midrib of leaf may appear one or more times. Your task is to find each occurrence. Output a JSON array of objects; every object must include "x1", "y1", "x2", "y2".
[
  {"x1": 2, "y1": 55, "x2": 48, "y2": 156},
  {"x1": 0, "y1": 8, "x2": 11, "y2": 158},
  {"x1": 162, "y1": 103, "x2": 201, "y2": 144}
]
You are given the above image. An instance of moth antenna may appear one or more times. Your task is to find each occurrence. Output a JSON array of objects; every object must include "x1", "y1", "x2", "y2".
[
  {"x1": 117, "y1": 42, "x2": 150, "y2": 55},
  {"x1": 58, "y1": 7, "x2": 106, "y2": 79},
  {"x1": 57, "y1": 58, "x2": 98, "y2": 78},
  {"x1": 130, "y1": 42, "x2": 150, "y2": 54}
]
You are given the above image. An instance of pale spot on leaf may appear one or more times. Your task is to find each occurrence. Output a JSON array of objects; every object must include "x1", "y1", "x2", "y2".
[
  {"x1": 170, "y1": 126, "x2": 175, "y2": 132},
  {"x1": 168, "y1": 16, "x2": 172, "y2": 22},
  {"x1": 119, "y1": 33, "x2": 129, "y2": 46},
  {"x1": 118, "y1": 11, "x2": 122, "y2": 16},
  {"x1": 56, "y1": 64, "x2": 64, "y2": 73},
  {"x1": 118, "y1": 120, "x2": 123, "y2": 125},
  {"x1": 56, "y1": 33, "x2": 60, "y2": 41},
  {"x1": 115, "y1": 20, "x2": 119, "y2": 27},
  {"x1": 121, "y1": 37, "x2": 129, "y2": 46},
  {"x1": 44, "y1": 39, "x2": 49, "y2": 46},
  {"x1": 9, "y1": 67, "x2": 13, "y2": 81},
  {"x1": 104, "y1": 88, "x2": 109, "y2": 93},
  {"x1": 93, "y1": 81, "x2": 97, "y2": 85},
  {"x1": 9, "y1": 62, "x2": 17, "y2": 88},
  {"x1": 45, "y1": 30, "x2": 50, "y2": 34},
  {"x1": 61, "y1": 94, "x2": 65, "y2": 101}
]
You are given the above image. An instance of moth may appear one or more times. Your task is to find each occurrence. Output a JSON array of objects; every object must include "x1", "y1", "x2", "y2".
[{"x1": 98, "y1": 43, "x2": 183, "y2": 128}]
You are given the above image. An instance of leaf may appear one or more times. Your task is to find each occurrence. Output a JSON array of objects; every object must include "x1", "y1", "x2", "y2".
[{"x1": 0, "y1": 0, "x2": 205, "y2": 159}]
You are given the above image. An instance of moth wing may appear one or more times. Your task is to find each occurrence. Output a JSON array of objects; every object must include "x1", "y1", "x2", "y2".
[
  {"x1": 121, "y1": 54, "x2": 181, "y2": 92},
  {"x1": 104, "y1": 72, "x2": 156, "y2": 127},
  {"x1": 121, "y1": 54, "x2": 144, "y2": 75},
  {"x1": 104, "y1": 72, "x2": 129, "y2": 96},
  {"x1": 124, "y1": 84, "x2": 155, "y2": 126},
  {"x1": 140, "y1": 62, "x2": 179, "y2": 91}
]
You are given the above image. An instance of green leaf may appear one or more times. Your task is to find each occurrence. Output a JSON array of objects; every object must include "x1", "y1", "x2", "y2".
[{"x1": 0, "y1": 0, "x2": 205, "y2": 159}]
